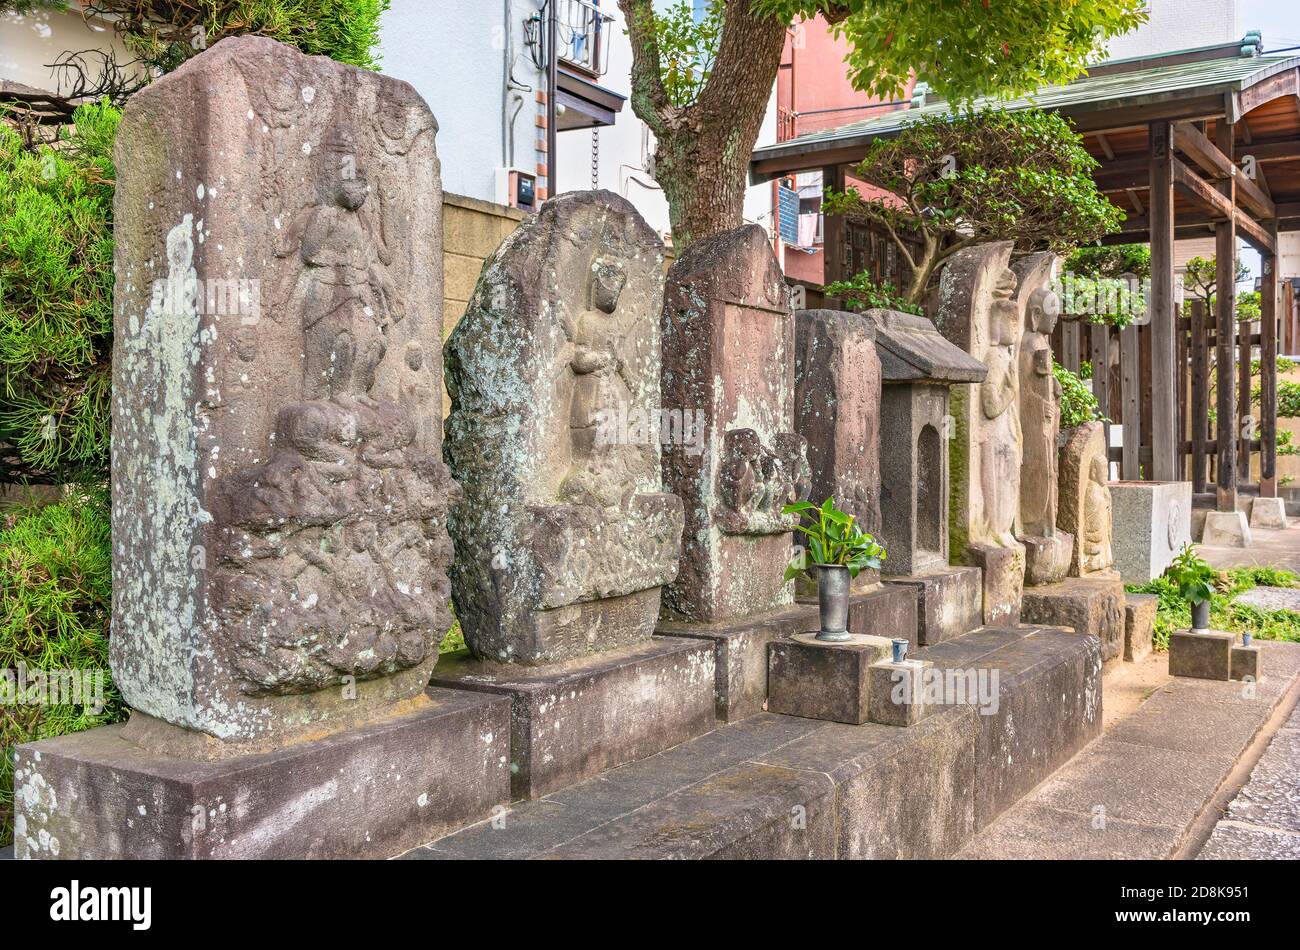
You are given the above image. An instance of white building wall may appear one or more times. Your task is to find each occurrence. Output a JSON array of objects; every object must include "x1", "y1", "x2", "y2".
[
  {"x1": 1103, "y1": 0, "x2": 1240, "y2": 60},
  {"x1": 1, "y1": 6, "x2": 139, "y2": 95},
  {"x1": 380, "y1": 0, "x2": 539, "y2": 204}
]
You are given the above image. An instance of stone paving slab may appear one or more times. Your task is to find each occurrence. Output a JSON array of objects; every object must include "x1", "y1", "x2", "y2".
[
  {"x1": 958, "y1": 640, "x2": 1300, "y2": 859},
  {"x1": 1233, "y1": 585, "x2": 1300, "y2": 613},
  {"x1": 1198, "y1": 698, "x2": 1300, "y2": 859}
]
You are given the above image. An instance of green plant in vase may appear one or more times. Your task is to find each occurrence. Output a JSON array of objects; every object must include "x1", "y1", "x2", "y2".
[
  {"x1": 783, "y1": 498, "x2": 886, "y2": 642},
  {"x1": 1164, "y1": 543, "x2": 1216, "y2": 632}
]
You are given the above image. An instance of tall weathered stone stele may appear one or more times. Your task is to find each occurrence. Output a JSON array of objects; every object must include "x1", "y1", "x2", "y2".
[
  {"x1": 934, "y1": 241, "x2": 1026, "y2": 624},
  {"x1": 109, "y1": 36, "x2": 454, "y2": 747},
  {"x1": 16, "y1": 37, "x2": 510, "y2": 861},
  {"x1": 865, "y1": 309, "x2": 987, "y2": 645},
  {"x1": 661, "y1": 225, "x2": 809, "y2": 623},
  {"x1": 794, "y1": 309, "x2": 881, "y2": 590},
  {"x1": 443, "y1": 190, "x2": 684, "y2": 664},
  {"x1": 1015, "y1": 253, "x2": 1073, "y2": 586},
  {"x1": 1059, "y1": 421, "x2": 1115, "y2": 576}
]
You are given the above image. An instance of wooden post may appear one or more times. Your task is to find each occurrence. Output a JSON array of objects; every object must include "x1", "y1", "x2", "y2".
[
  {"x1": 1148, "y1": 120, "x2": 1178, "y2": 481},
  {"x1": 1177, "y1": 306, "x2": 1188, "y2": 476},
  {"x1": 1062, "y1": 320, "x2": 1081, "y2": 374},
  {"x1": 1090, "y1": 323, "x2": 1110, "y2": 424},
  {"x1": 1238, "y1": 304, "x2": 1253, "y2": 483},
  {"x1": 1214, "y1": 120, "x2": 1238, "y2": 511},
  {"x1": 1121, "y1": 322, "x2": 1142, "y2": 479},
  {"x1": 1140, "y1": 322, "x2": 1153, "y2": 475},
  {"x1": 1190, "y1": 299, "x2": 1209, "y2": 493},
  {"x1": 821, "y1": 164, "x2": 846, "y2": 292},
  {"x1": 1261, "y1": 222, "x2": 1280, "y2": 497}
]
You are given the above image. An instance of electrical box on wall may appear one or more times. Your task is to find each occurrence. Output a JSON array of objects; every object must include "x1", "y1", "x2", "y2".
[{"x1": 495, "y1": 167, "x2": 537, "y2": 213}]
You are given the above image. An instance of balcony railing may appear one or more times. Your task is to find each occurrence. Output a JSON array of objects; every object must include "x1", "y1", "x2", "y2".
[{"x1": 557, "y1": 0, "x2": 612, "y2": 77}]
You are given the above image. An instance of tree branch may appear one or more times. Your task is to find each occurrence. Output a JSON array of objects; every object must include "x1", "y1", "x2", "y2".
[{"x1": 618, "y1": 0, "x2": 672, "y2": 135}]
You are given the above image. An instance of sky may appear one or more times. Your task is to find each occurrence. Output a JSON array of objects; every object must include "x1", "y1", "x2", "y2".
[{"x1": 1242, "y1": 0, "x2": 1300, "y2": 51}]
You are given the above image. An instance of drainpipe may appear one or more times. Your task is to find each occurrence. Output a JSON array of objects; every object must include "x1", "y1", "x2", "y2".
[{"x1": 546, "y1": 0, "x2": 558, "y2": 197}]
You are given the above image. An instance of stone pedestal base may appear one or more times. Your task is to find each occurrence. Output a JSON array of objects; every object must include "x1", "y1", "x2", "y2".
[
  {"x1": 657, "y1": 603, "x2": 816, "y2": 723},
  {"x1": 1203, "y1": 510, "x2": 1252, "y2": 547},
  {"x1": 885, "y1": 566, "x2": 983, "y2": 645},
  {"x1": 1021, "y1": 533, "x2": 1073, "y2": 587},
  {"x1": 1169, "y1": 629, "x2": 1235, "y2": 680},
  {"x1": 798, "y1": 582, "x2": 919, "y2": 646},
  {"x1": 429, "y1": 637, "x2": 715, "y2": 800},
  {"x1": 1231, "y1": 644, "x2": 1262, "y2": 681},
  {"x1": 767, "y1": 633, "x2": 893, "y2": 725},
  {"x1": 1124, "y1": 593, "x2": 1157, "y2": 663},
  {"x1": 1108, "y1": 480, "x2": 1192, "y2": 583},
  {"x1": 866, "y1": 658, "x2": 938, "y2": 727},
  {"x1": 1019, "y1": 574, "x2": 1126, "y2": 665},
  {"x1": 1250, "y1": 497, "x2": 1288, "y2": 529},
  {"x1": 12, "y1": 689, "x2": 511, "y2": 859},
  {"x1": 967, "y1": 542, "x2": 1025, "y2": 626}
]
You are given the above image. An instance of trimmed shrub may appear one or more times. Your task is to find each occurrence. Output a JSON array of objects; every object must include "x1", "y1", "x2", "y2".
[
  {"x1": 1, "y1": 486, "x2": 120, "y2": 847},
  {"x1": 0, "y1": 102, "x2": 118, "y2": 482}
]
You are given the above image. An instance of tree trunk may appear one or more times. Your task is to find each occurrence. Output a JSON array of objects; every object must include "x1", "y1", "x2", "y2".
[{"x1": 619, "y1": 0, "x2": 787, "y2": 250}]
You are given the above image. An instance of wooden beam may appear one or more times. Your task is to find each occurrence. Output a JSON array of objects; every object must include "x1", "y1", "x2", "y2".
[
  {"x1": 1149, "y1": 120, "x2": 1178, "y2": 481},
  {"x1": 1261, "y1": 229, "x2": 1280, "y2": 497},
  {"x1": 1174, "y1": 121, "x2": 1236, "y2": 179},
  {"x1": 1171, "y1": 158, "x2": 1278, "y2": 252},
  {"x1": 1233, "y1": 67, "x2": 1300, "y2": 121},
  {"x1": 1096, "y1": 133, "x2": 1116, "y2": 161},
  {"x1": 1236, "y1": 136, "x2": 1300, "y2": 163},
  {"x1": 1174, "y1": 120, "x2": 1276, "y2": 220},
  {"x1": 1214, "y1": 120, "x2": 1238, "y2": 511}
]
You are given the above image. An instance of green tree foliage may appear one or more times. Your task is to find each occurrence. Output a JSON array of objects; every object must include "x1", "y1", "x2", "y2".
[
  {"x1": 1, "y1": 486, "x2": 120, "y2": 847},
  {"x1": 822, "y1": 273, "x2": 920, "y2": 315},
  {"x1": 0, "y1": 102, "x2": 118, "y2": 482},
  {"x1": 761, "y1": 0, "x2": 1148, "y2": 104},
  {"x1": 823, "y1": 108, "x2": 1123, "y2": 304},
  {"x1": 1061, "y1": 243, "x2": 1149, "y2": 327},
  {"x1": 623, "y1": 0, "x2": 1145, "y2": 249},
  {"x1": 1054, "y1": 359, "x2": 1106, "y2": 428}
]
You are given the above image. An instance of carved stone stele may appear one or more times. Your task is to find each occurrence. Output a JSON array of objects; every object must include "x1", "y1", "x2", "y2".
[
  {"x1": 661, "y1": 225, "x2": 809, "y2": 623},
  {"x1": 110, "y1": 37, "x2": 453, "y2": 749},
  {"x1": 934, "y1": 242, "x2": 1026, "y2": 554},
  {"x1": 794, "y1": 309, "x2": 881, "y2": 588},
  {"x1": 1059, "y1": 421, "x2": 1115, "y2": 576},
  {"x1": 443, "y1": 190, "x2": 684, "y2": 664},
  {"x1": 934, "y1": 241, "x2": 1027, "y2": 623}
]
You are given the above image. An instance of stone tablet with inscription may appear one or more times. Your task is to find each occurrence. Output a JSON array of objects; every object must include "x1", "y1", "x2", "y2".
[{"x1": 661, "y1": 225, "x2": 809, "y2": 623}]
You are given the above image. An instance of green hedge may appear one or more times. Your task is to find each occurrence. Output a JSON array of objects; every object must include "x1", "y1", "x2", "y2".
[{"x1": 0, "y1": 102, "x2": 118, "y2": 482}]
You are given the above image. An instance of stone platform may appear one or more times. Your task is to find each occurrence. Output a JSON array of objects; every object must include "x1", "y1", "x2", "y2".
[
  {"x1": 13, "y1": 688, "x2": 510, "y2": 860},
  {"x1": 428, "y1": 637, "x2": 715, "y2": 800},
  {"x1": 657, "y1": 584, "x2": 918, "y2": 723},
  {"x1": 1020, "y1": 573, "x2": 1126, "y2": 666},
  {"x1": 402, "y1": 624, "x2": 1100, "y2": 859}
]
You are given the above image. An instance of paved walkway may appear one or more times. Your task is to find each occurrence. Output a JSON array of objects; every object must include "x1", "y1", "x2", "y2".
[
  {"x1": 1199, "y1": 520, "x2": 1300, "y2": 573},
  {"x1": 957, "y1": 641, "x2": 1300, "y2": 859},
  {"x1": 1198, "y1": 698, "x2": 1300, "y2": 858}
]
